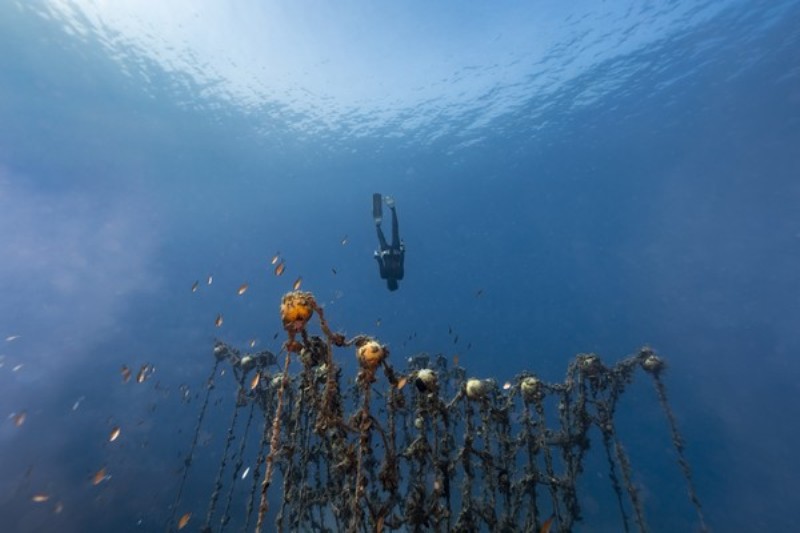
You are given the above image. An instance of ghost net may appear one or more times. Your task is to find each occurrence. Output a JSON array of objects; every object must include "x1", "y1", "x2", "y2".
[{"x1": 169, "y1": 291, "x2": 706, "y2": 533}]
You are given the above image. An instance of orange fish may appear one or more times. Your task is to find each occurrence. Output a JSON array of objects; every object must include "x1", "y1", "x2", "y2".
[
  {"x1": 292, "y1": 277, "x2": 302, "y2": 290},
  {"x1": 13, "y1": 411, "x2": 27, "y2": 427},
  {"x1": 121, "y1": 365, "x2": 132, "y2": 383},
  {"x1": 215, "y1": 314, "x2": 223, "y2": 327},
  {"x1": 396, "y1": 377, "x2": 408, "y2": 390},
  {"x1": 109, "y1": 426, "x2": 121, "y2": 442},
  {"x1": 540, "y1": 514, "x2": 555, "y2": 533},
  {"x1": 250, "y1": 372, "x2": 261, "y2": 390},
  {"x1": 178, "y1": 512, "x2": 191, "y2": 529},
  {"x1": 31, "y1": 493, "x2": 49, "y2": 503},
  {"x1": 237, "y1": 283, "x2": 249, "y2": 295},
  {"x1": 274, "y1": 261, "x2": 286, "y2": 276},
  {"x1": 92, "y1": 467, "x2": 108, "y2": 486}
]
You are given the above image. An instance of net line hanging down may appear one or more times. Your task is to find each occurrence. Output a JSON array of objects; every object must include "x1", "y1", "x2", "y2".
[{"x1": 170, "y1": 290, "x2": 706, "y2": 533}]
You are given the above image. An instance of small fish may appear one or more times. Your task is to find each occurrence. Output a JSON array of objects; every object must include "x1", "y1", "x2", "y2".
[
  {"x1": 121, "y1": 365, "x2": 132, "y2": 383},
  {"x1": 5, "y1": 335, "x2": 20, "y2": 342},
  {"x1": 249, "y1": 339, "x2": 256, "y2": 348},
  {"x1": 13, "y1": 411, "x2": 26, "y2": 427},
  {"x1": 250, "y1": 372, "x2": 261, "y2": 390},
  {"x1": 136, "y1": 364, "x2": 151, "y2": 384},
  {"x1": 396, "y1": 377, "x2": 408, "y2": 390},
  {"x1": 274, "y1": 261, "x2": 286, "y2": 276},
  {"x1": 178, "y1": 512, "x2": 191, "y2": 529},
  {"x1": 453, "y1": 355, "x2": 459, "y2": 366},
  {"x1": 191, "y1": 281, "x2": 199, "y2": 293},
  {"x1": 271, "y1": 253, "x2": 280, "y2": 265},
  {"x1": 453, "y1": 336, "x2": 459, "y2": 344},
  {"x1": 92, "y1": 467, "x2": 108, "y2": 486},
  {"x1": 12, "y1": 363, "x2": 23, "y2": 372},
  {"x1": 241, "y1": 466, "x2": 250, "y2": 480},
  {"x1": 31, "y1": 493, "x2": 49, "y2": 503},
  {"x1": 54, "y1": 501, "x2": 64, "y2": 514},
  {"x1": 376, "y1": 318, "x2": 381, "y2": 327},
  {"x1": 540, "y1": 514, "x2": 555, "y2": 533},
  {"x1": 292, "y1": 277, "x2": 302, "y2": 290},
  {"x1": 503, "y1": 381, "x2": 512, "y2": 390},
  {"x1": 341, "y1": 235, "x2": 348, "y2": 245},
  {"x1": 237, "y1": 283, "x2": 249, "y2": 295},
  {"x1": 215, "y1": 314, "x2": 223, "y2": 327},
  {"x1": 475, "y1": 289, "x2": 483, "y2": 298},
  {"x1": 109, "y1": 426, "x2": 121, "y2": 442},
  {"x1": 272, "y1": 332, "x2": 279, "y2": 340},
  {"x1": 331, "y1": 268, "x2": 337, "y2": 275},
  {"x1": 72, "y1": 396, "x2": 85, "y2": 411}
]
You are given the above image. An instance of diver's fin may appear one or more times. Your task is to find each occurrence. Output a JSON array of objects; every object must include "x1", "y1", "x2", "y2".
[{"x1": 373, "y1": 193, "x2": 383, "y2": 224}]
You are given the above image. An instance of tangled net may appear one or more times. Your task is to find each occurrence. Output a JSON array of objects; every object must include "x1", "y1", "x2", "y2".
[{"x1": 169, "y1": 291, "x2": 706, "y2": 532}]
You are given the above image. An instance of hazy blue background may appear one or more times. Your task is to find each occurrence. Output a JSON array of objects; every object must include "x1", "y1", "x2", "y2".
[{"x1": 1, "y1": 1, "x2": 798, "y2": 531}]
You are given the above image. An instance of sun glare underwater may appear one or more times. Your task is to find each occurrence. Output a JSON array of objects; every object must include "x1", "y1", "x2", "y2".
[{"x1": 1, "y1": 1, "x2": 800, "y2": 532}]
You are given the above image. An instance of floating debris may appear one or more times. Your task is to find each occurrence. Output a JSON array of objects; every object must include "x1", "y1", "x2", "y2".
[
  {"x1": 237, "y1": 283, "x2": 249, "y2": 296},
  {"x1": 241, "y1": 466, "x2": 250, "y2": 480},
  {"x1": 274, "y1": 261, "x2": 286, "y2": 276},
  {"x1": 31, "y1": 493, "x2": 49, "y2": 503},
  {"x1": 13, "y1": 411, "x2": 26, "y2": 427},
  {"x1": 191, "y1": 281, "x2": 199, "y2": 293},
  {"x1": 92, "y1": 467, "x2": 109, "y2": 486},
  {"x1": 109, "y1": 426, "x2": 121, "y2": 442},
  {"x1": 121, "y1": 365, "x2": 132, "y2": 383},
  {"x1": 215, "y1": 314, "x2": 223, "y2": 327},
  {"x1": 292, "y1": 277, "x2": 302, "y2": 291},
  {"x1": 177, "y1": 512, "x2": 191, "y2": 530},
  {"x1": 72, "y1": 396, "x2": 85, "y2": 411},
  {"x1": 5, "y1": 335, "x2": 20, "y2": 342}
]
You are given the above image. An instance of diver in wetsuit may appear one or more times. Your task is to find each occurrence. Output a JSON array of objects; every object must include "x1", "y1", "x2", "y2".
[{"x1": 373, "y1": 193, "x2": 405, "y2": 291}]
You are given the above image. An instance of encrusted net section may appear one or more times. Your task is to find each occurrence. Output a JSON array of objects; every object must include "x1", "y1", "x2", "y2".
[{"x1": 170, "y1": 291, "x2": 706, "y2": 533}]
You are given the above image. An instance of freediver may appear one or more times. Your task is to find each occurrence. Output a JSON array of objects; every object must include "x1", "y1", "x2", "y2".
[{"x1": 373, "y1": 193, "x2": 405, "y2": 291}]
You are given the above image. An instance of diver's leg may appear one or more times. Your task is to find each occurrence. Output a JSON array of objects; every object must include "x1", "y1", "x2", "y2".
[
  {"x1": 390, "y1": 205, "x2": 400, "y2": 249},
  {"x1": 373, "y1": 193, "x2": 383, "y2": 225},
  {"x1": 376, "y1": 225, "x2": 389, "y2": 251}
]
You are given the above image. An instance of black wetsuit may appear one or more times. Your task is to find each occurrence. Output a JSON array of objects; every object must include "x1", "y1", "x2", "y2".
[{"x1": 375, "y1": 205, "x2": 405, "y2": 291}]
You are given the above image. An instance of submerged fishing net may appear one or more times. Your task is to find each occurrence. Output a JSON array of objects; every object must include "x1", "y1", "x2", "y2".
[{"x1": 171, "y1": 291, "x2": 706, "y2": 533}]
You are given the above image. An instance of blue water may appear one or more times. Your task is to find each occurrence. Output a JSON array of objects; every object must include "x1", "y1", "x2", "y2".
[{"x1": 1, "y1": 1, "x2": 799, "y2": 531}]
